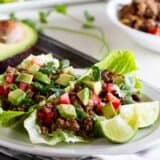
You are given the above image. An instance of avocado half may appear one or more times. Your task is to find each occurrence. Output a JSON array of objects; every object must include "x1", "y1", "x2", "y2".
[{"x1": 0, "y1": 21, "x2": 38, "y2": 72}]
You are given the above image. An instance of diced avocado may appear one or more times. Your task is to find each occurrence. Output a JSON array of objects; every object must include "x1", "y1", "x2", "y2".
[
  {"x1": 34, "y1": 72, "x2": 50, "y2": 84},
  {"x1": 28, "y1": 64, "x2": 40, "y2": 74},
  {"x1": 57, "y1": 104, "x2": 77, "y2": 119},
  {"x1": 83, "y1": 80, "x2": 102, "y2": 95},
  {"x1": 77, "y1": 88, "x2": 90, "y2": 106},
  {"x1": 56, "y1": 73, "x2": 75, "y2": 86},
  {"x1": 62, "y1": 66, "x2": 74, "y2": 74},
  {"x1": 8, "y1": 89, "x2": 26, "y2": 106},
  {"x1": 102, "y1": 102, "x2": 117, "y2": 119},
  {"x1": 0, "y1": 22, "x2": 37, "y2": 61},
  {"x1": 16, "y1": 73, "x2": 33, "y2": 84}
]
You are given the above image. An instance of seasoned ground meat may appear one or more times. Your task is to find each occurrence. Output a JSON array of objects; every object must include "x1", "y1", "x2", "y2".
[
  {"x1": 65, "y1": 119, "x2": 80, "y2": 132},
  {"x1": 120, "y1": 0, "x2": 160, "y2": 35},
  {"x1": 40, "y1": 126, "x2": 49, "y2": 135},
  {"x1": 79, "y1": 116, "x2": 94, "y2": 137}
]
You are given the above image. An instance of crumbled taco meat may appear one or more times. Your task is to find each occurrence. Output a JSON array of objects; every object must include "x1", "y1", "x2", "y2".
[{"x1": 119, "y1": 0, "x2": 160, "y2": 35}]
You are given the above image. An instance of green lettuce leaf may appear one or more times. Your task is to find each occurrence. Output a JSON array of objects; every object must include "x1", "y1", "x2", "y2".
[
  {"x1": 0, "y1": 108, "x2": 25, "y2": 127},
  {"x1": 95, "y1": 50, "x2": 138, "y2": 74},
  {"x1": 24, "y1": 111, "x2": 85, "y2": 145}
]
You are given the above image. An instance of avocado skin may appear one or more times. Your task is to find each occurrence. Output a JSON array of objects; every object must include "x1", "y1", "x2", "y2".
[{"x1": 0, "y1": 22, "x2": 38, "y2": 73}]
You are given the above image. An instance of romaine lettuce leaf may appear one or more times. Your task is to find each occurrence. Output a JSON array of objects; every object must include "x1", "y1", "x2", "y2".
[
  {"x1": 24, "y1": 110, "x2": 85, "y2": 145},
  {"x1": 95, "y1": 50, "x2": 138, "y2": 74},
  {"x1": 0, "y1": 108, "x2": 25, "y2": 127}
]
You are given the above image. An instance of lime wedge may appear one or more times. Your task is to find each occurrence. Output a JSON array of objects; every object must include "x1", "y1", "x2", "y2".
[
  {"x1": 120, "y1": 104, "x2": 139, "y2": 129},
  {"x1": 98, "y1": 115, "x2": 137, "y2": 143},
  {"x1": 135, "y1": 101, "x2": 159, "y2": 128},
  {"x1": 120, "y1": 101, "x2": 160, "y2": 128}
]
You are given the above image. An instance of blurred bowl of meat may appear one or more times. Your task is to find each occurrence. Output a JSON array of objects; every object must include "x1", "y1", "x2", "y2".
[{"x1": 106, "y1": 0, "x2": 160, "y2": 52}]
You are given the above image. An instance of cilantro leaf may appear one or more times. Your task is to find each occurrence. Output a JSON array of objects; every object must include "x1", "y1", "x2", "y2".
[
  {"x1": 84, "y1": 10, "x2": 95, "y2": 23},
  {"x1": 82, "y1": 23, "x2": 95, "y2": 29},
  {"x1": 60, "y1": 59, "x2": 70, "y2": 69},
  {"x1": 54, "y1": 4, "x2": 67, "y2": 15},
  {"x1": 91, "y1": 66, "x2": 101, "y2": 81},
  {"x1": 39, "y1": 11, "x2": 48, "y2": 23}
]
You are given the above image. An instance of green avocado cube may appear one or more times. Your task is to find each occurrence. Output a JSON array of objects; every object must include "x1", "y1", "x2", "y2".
[
  {"x1": 55, "y1": 73, "x2": 75, "y2": 86},
  {"x1": 77, "y1": 88, "x2": 90, "y2": 106},
  {"x1": 62, "y1": 66, "x2": 74, "y2": 74},
  {"x1": 28, "y1": 64, "x2": 40, "y2": 74},
  {"x1": 57, "y1": 104, "x2": 77, "y2": 119},
  {"x1": 34, "y1": 72, "x2": 50, "y2": 84},
  {"x1": 102, "y1": 102, "x2": 117, "y2": 119},
  {"x1": 8, "y1": 89, "x2": 26, "y2": 106},
  {"x1": 83, "y1": 80, "x2": 102, "y2": 95},
  {"x1": 16, "y1": 73, "x2": 33, "y2": 84}
]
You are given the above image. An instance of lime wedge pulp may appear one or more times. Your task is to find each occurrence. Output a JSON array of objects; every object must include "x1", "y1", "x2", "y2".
[
  {"x1": 120, "y1": 101, "x2": 160, "y2": 128},
  {"x1": 98, "y1": 115, "x2": 137, "y2": 143}
]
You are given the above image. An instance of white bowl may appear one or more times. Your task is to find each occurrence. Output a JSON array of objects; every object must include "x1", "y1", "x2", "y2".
[{"x1": 106, "y1": 0, "x2": 160, "y2": 53}]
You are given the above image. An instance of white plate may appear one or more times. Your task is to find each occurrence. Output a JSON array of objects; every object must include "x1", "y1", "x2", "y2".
[
  {"x1": 0, "y1": 70, "x2": 160, "y2": 157},
  {"x1": 106, "y1": 0, "x2": 160, "y2": 53},
  {"x1": 0, "y1": 0, "x2": 92, "y2": 13}
]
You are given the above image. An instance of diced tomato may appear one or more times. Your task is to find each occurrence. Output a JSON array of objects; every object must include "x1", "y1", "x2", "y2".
[
  {"x1": 92, "y1": 92, "x2": 101, "y2": 106},
  {"x1": 148, "y1": 27, "x2": 160, "y2": 35},
  {"x1": 104, "y1": 83, "x2": 115, "y2": 94},
  {"x1": 18, "y1": 82, "x2": 30, "y2": 91},
  {"x1": 96, "y1": 104, "x2": 103, "y2": 113},
  {"x1": 38, "y1": 110, "x2": 45, "y2": 120},
  {"x1": 106, "y1": 92, "x2": 121, "y2": 110},
  {"x1": 0, "y1": 85, "x2": 9, "y2": 96},
  {"x1": 38, "y1": 109, "x2": 54, "y2": 126},
  {"x1": 45, "y1": 112, "x2": 54, "y2": 126},
  {"x1": 60, "y1": 93, "x2": 71, "y2": 104},
  {"x1": 30, "y1": 56, "x2": 44, "y2": 66},
  {"x1": 6, "y1": 73, "x2": 14, "y2": 84}
]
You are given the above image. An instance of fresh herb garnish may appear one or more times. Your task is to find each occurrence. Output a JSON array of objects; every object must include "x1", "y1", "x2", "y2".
[
  {"x1": 40, "y1": 62, "x2": 56, "y2": 74},
  {"x1": 10, "y1": 84, "x2": 18, "y2": 90},
  {"x1": 76, "y1": 107, "x2": 87, "y2": 121},
  {"x1": 9, "y1": 4, "x2": 110, "y2": 55},
  {"x1": 33, "y1": 80, "x2": 64, "y2": 96},
  {"x1": 84, "y1": 10, "x2": 95, "y2": 23},
  {"x1": 91, "y1": 66, "x2": 101, "y2": 81},
  {"x1": 60, "y1": 59, "x2": 70, "y2": 69},
  {"x1": 54, "y1": 4, "x2": 67, "y2": 15}
]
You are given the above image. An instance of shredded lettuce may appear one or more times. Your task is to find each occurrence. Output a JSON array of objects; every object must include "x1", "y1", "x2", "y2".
[
  {"x1": 95, "y1": 50, "x2": 138, "y2": 75},
  {"x1": 24, "y1": 111, "x2": 85, "y2": 145}
]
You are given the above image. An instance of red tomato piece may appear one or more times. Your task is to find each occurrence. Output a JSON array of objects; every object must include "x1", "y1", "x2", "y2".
[
  {"x1": 106, "y1": 92, "x2": 121, "y2": 110},
  {"x1": 6, "y1": 73, "x2": 14, "y2": 84},
  {"x1": 60, "y1": 93, "x2": 71, "y2": 104},
  {"x1": 38, "y1": 110, "x2": 45, "y2": 120},
  {"x1": 148, "y1": 27, "x2": 160, "y2": 35},
  {"x1": 92, "y1": 92, "x2": 101, "y2": 106},
  {"x1": 104, "y1": 83, "x2": 115, "y2": 94},
  {"x1": 96, "y1": 104, "x2": 103, "y2": 113},
  {"x1": 45, "y1": 112, "x2": 54, "y2": 126},
  {"x1": 18, "y1": 82, "x2": 30, "y2": 91},
  {"x1": 0, "y1": 85, "x2": 9, "y2": 96}
]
